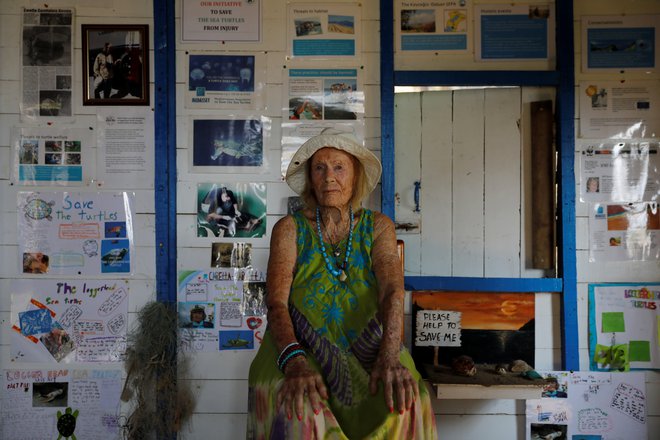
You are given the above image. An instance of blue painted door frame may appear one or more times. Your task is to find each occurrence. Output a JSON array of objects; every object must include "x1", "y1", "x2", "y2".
[{"x1": 379, "y1": 0, "x2": 578, "y2": 370}]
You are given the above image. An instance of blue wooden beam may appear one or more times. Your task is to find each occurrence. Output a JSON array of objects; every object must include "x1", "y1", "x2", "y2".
[
  {"x1": 405, "y1": 277, "x2": 563, "y2": 293},
  {"x1": 556, "y1": 0, "x2": 579, "y2": 371},
  {"x1": 380, "y1": 0, "x2": 395, "y2": 220},
  {"x1": 154, "y1": 0, "x2": 177, "y2": 304}
]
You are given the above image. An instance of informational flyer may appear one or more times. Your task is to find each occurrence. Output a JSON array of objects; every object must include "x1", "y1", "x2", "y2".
[
  {"x1": 185, "y1": 52, "x2": 266, "y2": 110},
  {"x1": 17, "y1": 191, "x2": 135, "y2": 275},
  {"x1": 588, "y1": 283, "x2": 660, "y2": 371},
  {"x1": 525, "y1": 371, "x2": 647, "y2": 440},
  {"x1": 395, "y1": 0, "x2": 470, "y2": 53},
  {"x1": 287, "y1": 2, "x2": 361, "y2": 58},
  {"x1": 96, "y1": 108, "x2": 154, "y2": 189},
  {"x1": 11, "y1": 127, "x2": 94, "y2": 186},
  {"x1": 1, "y1": 368, "x2": 122, "y2": 440},
  {"x1": 582, "y1": 15, "x2": 659, "y2": 72},
  {"x1": 177, "y1": 269, "x2": 267, "y2": 352},
  {"x1": 181, "y1": 0, "x2": 261, "y2": 42},
  {"x1": 281, "y1": 67, "x2": 364, "y2": 177},
  {"x1": 197, "y1": 182, "x2": 267, "y2": 238},
  {"x1": 190, "y1": 116, "x2": 268, "y2": 172},
  {"x1": 475, "y1": 4, "x2": 555, "y2": 61},
  {"x1": 20, "y1": 7, "x2": 74, "y2": 121},
  {"x1": 588, "y1": 202, "x2": 659, "y2": 262},
  {"x1": 579, "y1": 80, "x2": 660, "y2": 139},
  {"x1": 10, "y1": 280, "x2": 129, "y2": 363},
  {"x1": 579, "y1": 140, "x2": 660, "y2": 203}
]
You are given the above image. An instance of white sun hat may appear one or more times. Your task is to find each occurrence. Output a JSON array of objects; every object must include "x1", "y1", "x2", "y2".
[{"x1": 285, "y1": 128, "x2": 382, "y2": 195}]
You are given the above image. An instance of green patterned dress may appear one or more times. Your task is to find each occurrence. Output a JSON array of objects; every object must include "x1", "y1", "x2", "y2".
[{"x1": 247, "y1": 209, "x2": 437, "y2": 439}]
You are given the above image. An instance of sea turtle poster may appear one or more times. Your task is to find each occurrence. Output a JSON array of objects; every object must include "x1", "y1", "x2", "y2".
[
  {"x1": 177, "y1": 269, "x2": 268, "y2": 352},
  {"x1": 589, "y1": 283, "x2": 660, "y2": 371},
  {"x1": 17, "y1": 191, "x2": 135, "y2": 276},
  {"x1": 10, "y1": 280, "x2": 129, "y2": 363},
  {"x1": 1, "y1": 368, "x2": 122, "y2": 440},
  {"x1": 190, "y1": 116, "x2": 269, "y2": 172}
]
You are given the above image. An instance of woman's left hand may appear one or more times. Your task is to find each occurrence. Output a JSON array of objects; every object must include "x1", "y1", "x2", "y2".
[{"x1": 369, "y1": 355, "x2": 419, "y2": 414}]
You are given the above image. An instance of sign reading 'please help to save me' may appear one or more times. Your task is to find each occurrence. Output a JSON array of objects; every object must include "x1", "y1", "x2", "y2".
[{"x1": 415, "y1": 310, "x2": 462, "y2": 347}]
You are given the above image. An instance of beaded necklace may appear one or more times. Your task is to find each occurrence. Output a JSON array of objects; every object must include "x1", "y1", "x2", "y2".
[{"x1": 315, "y1": 206, "x2": 354, "y2": 282}]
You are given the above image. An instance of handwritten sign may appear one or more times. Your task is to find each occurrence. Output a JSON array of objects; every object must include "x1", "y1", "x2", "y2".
[
  {"x1": 611, "y1": 382, "x2": 646, "y2": 423},
  {"x1": 415, "y1": 310, "x2": 462, "y2": 347}
]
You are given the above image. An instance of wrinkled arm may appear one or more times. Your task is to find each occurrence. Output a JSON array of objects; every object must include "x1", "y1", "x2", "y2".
[
  {"x1": 266, "y1": 216, "x2": 298, "y2": 349},
  {"x1": 368, "y1": 212, "x2": 418, "y2": 413},
  {"x1": 266, "y1": 216, "x2": 327, "y2": 420}
]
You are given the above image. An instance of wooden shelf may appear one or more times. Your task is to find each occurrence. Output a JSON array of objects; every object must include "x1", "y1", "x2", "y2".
[
  {"x1": 430, "y1": 382, "x2": 545, "y2": 400},
  {"x1": 422, "y1": 364, "x2": 547, "y2": 400}
]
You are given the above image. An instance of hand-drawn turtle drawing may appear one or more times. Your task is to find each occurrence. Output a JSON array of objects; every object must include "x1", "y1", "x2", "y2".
[
  {"x1": 23, "y1": 196, "x2": 56, "y2": 221},
  {"x1": 56, "y1": 407, "x2": 79, "y2": 440}
]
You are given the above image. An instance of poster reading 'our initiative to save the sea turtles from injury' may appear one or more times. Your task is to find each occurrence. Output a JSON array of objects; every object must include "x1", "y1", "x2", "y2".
[{"x1": 17, "y1": 191, "x2": 135, "y2": 276}]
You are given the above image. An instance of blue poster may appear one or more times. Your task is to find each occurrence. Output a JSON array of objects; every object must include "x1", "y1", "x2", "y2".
[
  {"x1": 188, "y1": 54, "x2": 255, "y2": 92},
  {"x1": 587, "y1": 27, "x2": 655, "y2": 69}
]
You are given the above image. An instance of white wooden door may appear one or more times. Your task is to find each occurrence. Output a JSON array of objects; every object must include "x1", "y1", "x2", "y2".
[{"x1": 395, "y1": 87, "x2": 554, "y2": 278}]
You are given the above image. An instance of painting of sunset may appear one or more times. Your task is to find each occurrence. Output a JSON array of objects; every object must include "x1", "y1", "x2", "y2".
[{"x1": 411, "y1": 291, "x2": 536, "y2": 374}]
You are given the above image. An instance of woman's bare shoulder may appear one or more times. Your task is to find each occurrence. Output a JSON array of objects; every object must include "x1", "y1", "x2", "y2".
[{"x1": 371, "y1": 211, "x2": 395, "y2": 238}]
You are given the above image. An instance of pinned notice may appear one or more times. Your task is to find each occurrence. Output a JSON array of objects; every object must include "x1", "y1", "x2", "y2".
[{"x1": 415, "y1": 310, "x2": 462, "y2": 347}]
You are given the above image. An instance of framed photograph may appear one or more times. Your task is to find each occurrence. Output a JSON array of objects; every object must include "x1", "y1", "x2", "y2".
[{"x1": 81, "y1": 24, "x2": 149, "y2": 105}]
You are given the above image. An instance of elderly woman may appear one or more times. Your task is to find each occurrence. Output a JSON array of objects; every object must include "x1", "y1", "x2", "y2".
[{"x1": 247, "y1": 129, "x2": 436, "y2": 439}]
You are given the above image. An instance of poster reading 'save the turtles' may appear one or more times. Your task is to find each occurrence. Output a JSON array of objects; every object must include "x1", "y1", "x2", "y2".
[{"x1": 17, "y1": 191, "x2": 135, "y2": 276}]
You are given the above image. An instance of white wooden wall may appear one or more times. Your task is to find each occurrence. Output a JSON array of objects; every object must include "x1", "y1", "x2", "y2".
[{"x1": 0, "y1": 1, "x2": 658, "y2": 440}]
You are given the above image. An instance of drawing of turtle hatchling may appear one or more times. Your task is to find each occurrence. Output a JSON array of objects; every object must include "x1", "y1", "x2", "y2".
[{"x1": 56, "y1": 407, "x2": 79, "y2": 440}]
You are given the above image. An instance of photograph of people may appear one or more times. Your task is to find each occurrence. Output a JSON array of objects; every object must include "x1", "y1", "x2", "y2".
[
  {"x1": 22, "y1": 252, "x2": 49, "y2": 274},
  {"x1": 181, "y1": 304, "x2": 215, "y2": 329},
  {"x1": 197, "y1": 183, "x2": 266, "y2": 238},
  {"x1": 247, "y1": 128, "x2": 437, "y2": 438},
  {"x1": 203, "y1": 186, "x2": 261, "y2": 237},
  {"x1": 586, "y1": 176, "x2": 599, "y2": 193},
  {"x1": 92, "y1": 42, "x2": 114, "y2": 99},
  {"x1": 289, "y1": 98, "x2": 322, "y2": 120}
]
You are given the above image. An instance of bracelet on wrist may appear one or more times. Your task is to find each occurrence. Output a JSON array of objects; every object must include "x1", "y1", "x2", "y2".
[
  {"x1": 277, "y1": 342, "x2": 302, "y2": 366},
  {"x1": 278, "y1": 349, "x2": 306, "y2": 372}
]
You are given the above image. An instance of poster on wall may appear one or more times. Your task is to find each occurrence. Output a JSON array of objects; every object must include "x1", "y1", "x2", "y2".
[
  {"x1": 1, "y1": 368, "x2": 122, "y2": 440},
  {"x1": 177, "y1": 269, "x2": 267, "y2": 352},
  {"x1": 588, "y1": 283, "x2": 659, "y2": 371},
  {"x1": 190, "y1": 116, "x2": 269, "y2": 172},
  {"x1": 411, "y1": 291, "x2": 535, "y2": 376},
  {"x1": 181, "y1": 0, "x2": 261, "y2": 42},
  {"x1": 578, "y1": 140, "x2": 659, "y2": 203},
  {"x1": 20, "y1": 7, "x2": 74, "y2": 121},
  {"x1": 281, "y1": 67, "x2": 364, "y2": 177},
  {"x1": 10, "y1": 280, "x2": 129, "y2": 364},
  {"x1": 196, "y1": 182, "x2": 266, "y2": 238},
  {"x1": 185, "y1": 53, "x2": 266, "y2": 110},
  {"x1": 17, "y1": 191, "x2": 135, "y2": 275},
  {"x1": 287, "y1": 2, "x2": 361, "y2": 59},
  {"x1": 395, "y1": 0, "x2": 470, "y2": 53},
  {"x1": 474, "y1": 4, "x2": 555, "y2": 62},
  {"x1": 582, "y1": 15, "x2": 659, "y2": 73},
  {"x1": 96, "y1": 108, "x2": 154, "y2": 189},
  {"x1": 11, "y1": 127, "x2": 94, "y2": 186},
  {"x1": 588, "y1": 202, "x2": 659, "y2": 262},
  {"x1": 525, "y1": 371, "x2": 647, "y2": 440},
  {"x1": 578, "y1": 80, "x2": 660, "y2": 139}
]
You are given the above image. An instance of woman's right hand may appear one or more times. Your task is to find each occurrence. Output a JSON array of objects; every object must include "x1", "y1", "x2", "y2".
[{"x1": 276, "y1": 356, "x2": 328, "y2": 421}]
